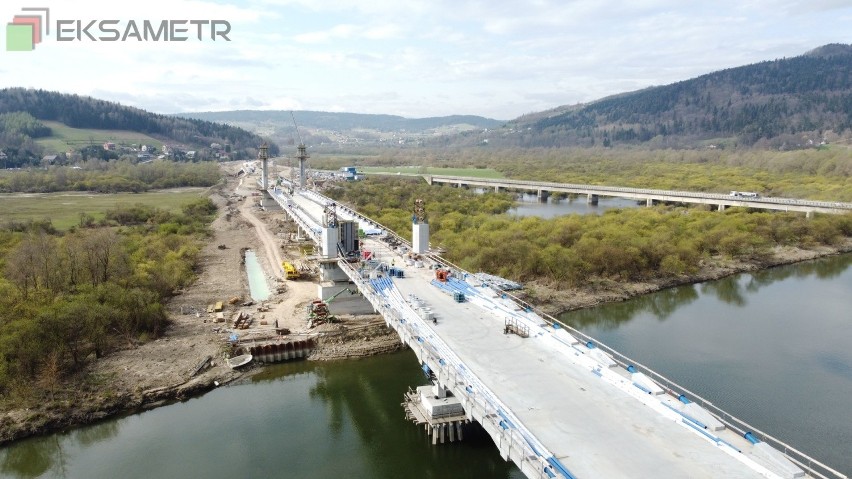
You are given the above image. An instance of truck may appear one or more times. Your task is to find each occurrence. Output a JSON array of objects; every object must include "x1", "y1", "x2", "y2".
[{"x1": 282, "y1": 262, "x2": 300, "y2": 280}]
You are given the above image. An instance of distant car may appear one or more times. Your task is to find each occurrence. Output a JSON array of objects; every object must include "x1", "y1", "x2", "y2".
[{"x1": 729, "y1": 191, "x2": 760, "y2": 198}]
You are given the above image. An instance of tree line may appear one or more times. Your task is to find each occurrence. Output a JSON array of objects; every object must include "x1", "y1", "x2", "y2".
[
  {"x1": 311, "y1": 146, "x2": 852, "y2": 201},
  {"x1": 0, "y1": 197, "x2": 216, "y2": 400},
  {"x1": 0, "y1": 159, "x2": 221, "y2": 193},
  {"x1": 327, "y1": 177, "x2": 852, "y2": 287}
]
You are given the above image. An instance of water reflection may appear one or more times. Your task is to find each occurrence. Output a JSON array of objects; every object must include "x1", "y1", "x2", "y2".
[
  {"x1": 701, "y1": 277, "x2": 747, "y2": 307},
  {"x1": 0, "y1": 414, "x2": 120, "y2": 478},
  {"x1": 564, "y1": 285, "x2": 699, "y2": 329},
  {"x1": 0, "y1": 437, "x2": 63, "y2": 478},
  {"x1": 563, "y1": 254, "x2": 852, "y2": 329}
]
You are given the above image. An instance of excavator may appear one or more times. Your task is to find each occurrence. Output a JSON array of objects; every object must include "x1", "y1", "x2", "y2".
[{"x1": 307, "y1": 288, "x2": 358, "y2": 328}]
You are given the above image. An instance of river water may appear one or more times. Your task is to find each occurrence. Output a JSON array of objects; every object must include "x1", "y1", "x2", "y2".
[
  {"x1": 508, "y1": 193, "x2": 639, "y2": 217},
  {"x1": 1, "y1": 259, "x2": 849, "y2": 477},
  {"x1": 0, "y1": 353, "x2": 522, "y2": 479},
  {"x1": 559, "y1": 254, "x2": 852, "y2": 475}
]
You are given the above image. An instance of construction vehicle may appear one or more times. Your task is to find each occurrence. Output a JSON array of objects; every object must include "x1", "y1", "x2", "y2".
[
  {"x1": 307, "y1": 288, "x2": 358, "y2": 328},
  {"x1": 283, "y1": 261, "x2": 300, "y2": 280}
]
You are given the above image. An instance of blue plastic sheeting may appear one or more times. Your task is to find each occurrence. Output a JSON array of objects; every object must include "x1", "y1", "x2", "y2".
[
  {"x1": 438, "y1": 358, "x2": 446, "y2": 366},
  {"x1": 585, "y1": 341, "x2": 596, "y2": 349},
  {"x1": 422, "y1": 364, "x2": 431, "y2": 375},
  {"x1": 627, "y1": 364, "x2": 637, "y2": 373},
  {"x1": 552, "y1": 323, "x2": 562, "y2": 329}
]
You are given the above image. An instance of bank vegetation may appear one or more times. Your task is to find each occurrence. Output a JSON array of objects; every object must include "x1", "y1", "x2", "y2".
[
  {"x1": 327, "y1": 177, "x2": 852, "y2": 287},
  {"x1": 314, "y1": 146, "x2": 852, "y2": 201},
  {"x1": 0, "y1": 198, "x2": 216, "y2": 403}
]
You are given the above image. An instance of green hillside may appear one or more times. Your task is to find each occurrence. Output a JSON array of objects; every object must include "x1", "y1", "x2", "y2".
[
  {"x1": 484, "y1": 43, "x2": 852, "y2": 149},
  {"x1": 0, "y1": 88, "x2": 278, "y2": 167},
  {"x1": 37, "y1": 121, "x2": 164, "y2": 153}
]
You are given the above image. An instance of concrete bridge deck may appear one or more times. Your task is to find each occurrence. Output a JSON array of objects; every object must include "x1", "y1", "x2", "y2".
[
  {"x1": 424, "y1": 175, "x2": 852, "y2": 215},
  {"x1": 265, "y1": 183, "x2": 844, "y2": 479}
]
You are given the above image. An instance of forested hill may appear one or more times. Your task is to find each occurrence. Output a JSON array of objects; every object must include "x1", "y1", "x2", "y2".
[
  {"x1": 0, "y1": 88, "x2": 278, "y2": 158},
  {"x1": 496, "y1": 43, "x2": 852, "y2": 148},
  {"x1": 182, "y1": 110, "x2": 503, "y2": 132}
]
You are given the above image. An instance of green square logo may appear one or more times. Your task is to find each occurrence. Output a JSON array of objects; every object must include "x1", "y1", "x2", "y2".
[{"x1": 6, "y1": 24, "x2": 34, "y2": 52}]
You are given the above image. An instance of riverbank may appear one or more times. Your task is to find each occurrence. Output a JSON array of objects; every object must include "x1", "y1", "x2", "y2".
[
  {"x1": 521, "y1": 241, "x2": 852, "y2": 317},
  {"x1": 0, "y1": 166, "x2": 397, "y2": 446},
  {"x1": 0, "y1": 165, "x2": 848, "y2": 448}
]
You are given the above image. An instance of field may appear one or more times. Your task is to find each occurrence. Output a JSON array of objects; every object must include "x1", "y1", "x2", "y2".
[
  {"x1": 0, "y1": 188, "x2": 206, "y2": 230},
  {"x1": 36, "y1": 121, "x2": 164, "y2": 153},
  {"x1": 359, "y1": 166, "x2": 505, "y2": 178}
]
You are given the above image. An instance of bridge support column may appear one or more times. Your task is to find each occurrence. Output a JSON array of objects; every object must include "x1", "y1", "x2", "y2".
[
  {"x1": 537, "y1": 190, "x2": 549, "y2": 203},
  {"x1": 494, "y1": 185, "x2": 502, "y2": 193},
  {"x1": 718, "y1": 204, "x2": 726, "y2": 211},
  {"x1": 413, "y1": 223, "x2": 430, "y2": 254},
  {"x1": 646, "y1": 198, "x2": 654, "y2": 207},
  {"x1": 806, "y1": 210, "x2": 814, "y2": 219},
  {"x1": 587, "y1": 194, "x2": 599, "y2": 205}
]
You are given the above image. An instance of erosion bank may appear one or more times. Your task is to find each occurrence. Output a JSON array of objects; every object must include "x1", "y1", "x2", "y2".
[{"x1": 521, "y1": 242, "x2": 852, "y2": 316}]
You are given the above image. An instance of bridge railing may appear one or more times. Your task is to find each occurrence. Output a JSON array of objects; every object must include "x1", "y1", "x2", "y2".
[
  {"x1": 335, "y1": 258, "x2": 567, "y2": 479},
  {"x1": 309, "y1": 188, "x2": 847, "y2": 479},
  {"x1": 493, "y1": 290, "x2": 848, "y2": 479},
  {"x1": 428, "y1": 175, "x2": 852, "y2": 210}
]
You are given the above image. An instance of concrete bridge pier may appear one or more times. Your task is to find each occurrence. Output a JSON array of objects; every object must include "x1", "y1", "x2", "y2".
[
  {"x1": 537, "y1": 190, "x2": 549, "y2": 203},
  {"x1": 806, "y1": 210, "x2": 814, "y2": 219},
  {"x1": 718, "y1": 204, "x2": 727, "y2": 211},
  {"x1": 587, "y1": 194, "x2": 599, "y2": 205},
  {"x1": 646, "y1": 198, "x2": 654, "y2": 207},
  {"x1": 494, "y1": 185, "x2": 502, "y2": 193}
]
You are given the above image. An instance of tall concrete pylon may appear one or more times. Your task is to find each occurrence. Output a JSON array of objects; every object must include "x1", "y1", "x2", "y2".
[{"x1": 412, "y1": 198, "x2": 429, "y2": 254}]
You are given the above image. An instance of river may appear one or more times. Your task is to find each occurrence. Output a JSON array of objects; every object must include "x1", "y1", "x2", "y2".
[
  {"x1": 508, "y1": 192, "x2": 639, "y2": 217},
  {"x1": 1, "y1": 257, "x2": 849, "y2": 478},
  {"x1": 559, "y1": 254, "x2": 852, "y2": 476}
]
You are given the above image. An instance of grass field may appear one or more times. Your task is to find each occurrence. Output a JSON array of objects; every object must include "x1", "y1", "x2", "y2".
[
  {"x1": 359, "y1": 166, "x2": 505, "y2": 179},
  {"x1": 0, "y1": 188, "x2": 206, "y2": 230},
  {"x1": 36, "y1": 121, "x2": 164, "y2": 153}
]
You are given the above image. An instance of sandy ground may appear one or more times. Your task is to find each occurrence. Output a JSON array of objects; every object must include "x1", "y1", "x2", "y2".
[
  {"x1": 0, "y1": 163, "x2": 400, "y2": 444},
  {"x1": 90, "y1": 164, "x2": 396, "y2": 394}
]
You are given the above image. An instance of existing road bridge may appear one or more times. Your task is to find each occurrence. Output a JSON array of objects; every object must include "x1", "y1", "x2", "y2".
[
  {"x1": 262, "y1": 180, "x2": 845, "y2": 479},
  {"x1": 424, "y1": 175, "x2": 852, "y2": 216}
]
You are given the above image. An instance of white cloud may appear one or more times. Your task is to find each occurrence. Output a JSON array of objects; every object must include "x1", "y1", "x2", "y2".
[{"x1": 0, "y1": 0, "x2": 850, "y2": 119}]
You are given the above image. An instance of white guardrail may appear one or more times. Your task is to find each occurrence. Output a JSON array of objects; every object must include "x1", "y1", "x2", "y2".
[
  {"x1": 270, "y1": 185, "x2": 847, "y2": 479},
  {"x1": 427, "y1": 175, "x2": 852, "y2": 211}
]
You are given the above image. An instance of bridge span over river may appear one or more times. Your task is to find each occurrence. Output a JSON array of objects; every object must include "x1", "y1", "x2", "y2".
[
  {"x1": 264, "y1": 180, "x2": 845, "y2": 479},
  {"x1": 423, "y1": 175, "x2": 852, "y2": 216}
]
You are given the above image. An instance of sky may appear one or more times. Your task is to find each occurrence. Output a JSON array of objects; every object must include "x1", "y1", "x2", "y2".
[{"x1": 1, "y1": 0, "x2": 851, "y2": 120}]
